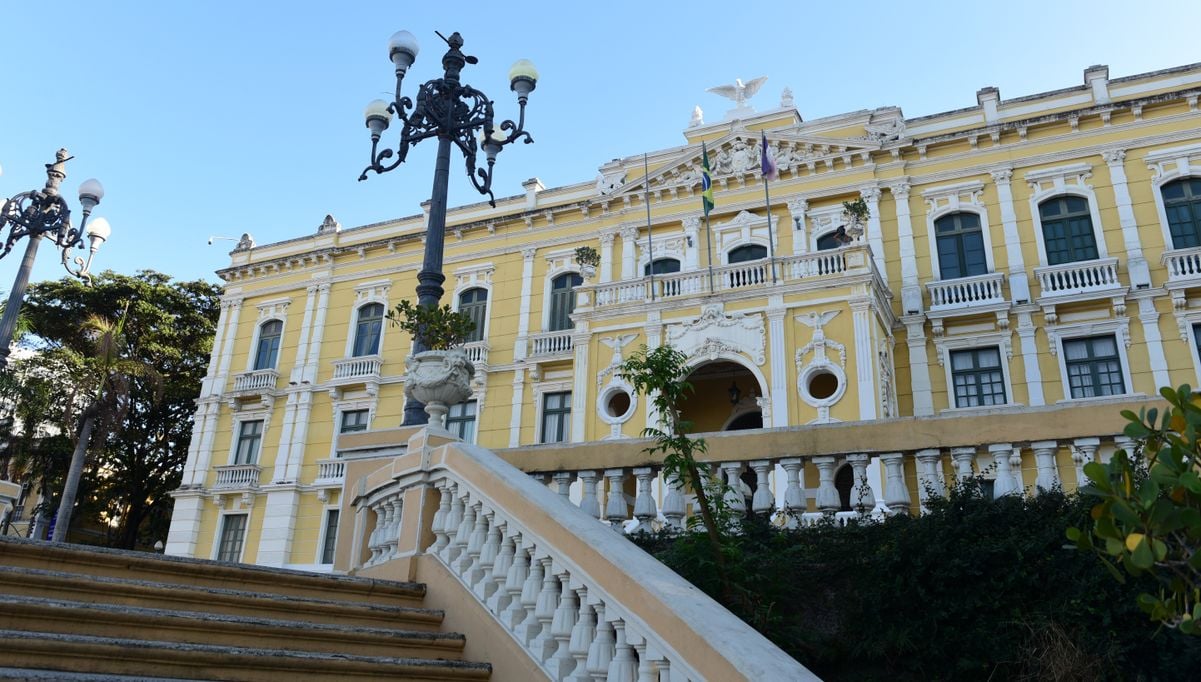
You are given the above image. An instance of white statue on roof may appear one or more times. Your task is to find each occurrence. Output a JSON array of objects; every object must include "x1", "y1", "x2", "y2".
[
  {"x1": 707, "y1": 77, "x2": 769, "y2": 108},
  {"x1": 689, "y1": 105, "x2": 704, "y2": 128}
]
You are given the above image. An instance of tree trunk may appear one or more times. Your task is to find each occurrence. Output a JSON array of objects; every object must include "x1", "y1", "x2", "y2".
[{"x1": 52, "y1": 410, "x2": 96, "y2": 543}]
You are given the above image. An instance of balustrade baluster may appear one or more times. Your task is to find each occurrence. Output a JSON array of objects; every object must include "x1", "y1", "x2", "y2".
[
  {"x1": 749, "y1": 460, "x2": 774, "y2": 516},
  {"x1": 633, "y1": 640, "x2": 656, "y2": 682},
  {"x1": 846, "y1": 454, "x2": 875, "y2": 514},
  {"x1": 531, "y1": 557, "x2": 560, "y2": 661},
  {"x1": 655, "y1": 660, "x2": 671, "y2": 682},
  {"x1": 515, "y1": 551, "x2": 545, "y2": 644},
  {"x1": 661, "y1": 473, "x2": 686, "y2": 531},
  {"x1": 880, "y1": 452, "x2": 910, "y2": 515},
  {"x1": 631, "y1": 467, "x2": 657, "y2": 534},
  {"x1": 555, "y1": 472, "x2": 574, "y2": 501},
  {"x1": 567, "y1": 587, "x2": 596, "y2": 682},
  {"x1": 447, "y1": 497, "x2": 475, "y2": 567},
  {"x1": 586, "y1": 603, "x2": 615, "y2": 681},
  {"x1": 720, "y1": 462, "x2": 746, "y2": 520},
  {"x1": 1009, "y1": 447, "x2": 1025, "y2": 495},
  {"x1": 578, "y1": 470, "x2": 602, "y2": 519},
  {"x1": 604, "y1": 469, "x2": 628, "y2": 531},
  {"x1": 813, "y1": 456, "x2": 840, "y2": 514},
  {"x1": 439, "y1": 485, "x2": 465, "y2": 563},
  {"x1": 486, "y1": 525, "x2": 514, "y2": 609},
  {"x1": 989, "y1": 443, "x2": 1019, "y2": 497},
  {"x1": 915, "y1": 448, "x2": 944, "y2": 514},
  {"x1": 500, "y1": 536, "x2": 531, "y2": 629},
  {"x1": 1032, "y1": 440, "x2": 1060, "y2": 493},
  {"x1": 951, "y1": 447, "x2": 976, "y2": 481},
  {"x1": 385, "y1": 496, "x2": 402, "y2": 560},
  {"x1": 547, "y1": 570, "x2": 579, "y2": 678},
  {"x1": 457, "y1": 501, "x2": 486, "y2": 576},
  {"x1": 1115, "y1": 435, "x2": 1137, "y2": 460},
  {"x1": 1072, "y1": 437, "x2": 1100, "y2": 488},
  {"x1": 473, "y1": 511, "x2": 501, "y2": 598},
  {"x1": 779, "y1": 457, "x2": 806, "y2": 527},
  {"x1": 608, "y1": 619, "x2": 638, "y2": 682}
]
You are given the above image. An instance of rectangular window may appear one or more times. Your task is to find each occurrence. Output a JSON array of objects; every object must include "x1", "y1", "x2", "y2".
[
  {"x1": 541, "y1": 392, "x2": 572, "y2": 443},
  {"x1": 446, "y1": 400, "x2": 478, "y2": 443},
  {"x1": 340, "y1": 409, "x2": 370, "y2": 434},
  {"x1": 1064, "y1": 335, "x2": 1125, "y2": 399},
  {"x1": 234, "y1": 420, "x2": 263, "y2": 465},
  {"x1": 320, "y1": 509, "x2": 340, "y2": 564},
  {"x1": 217, "y1": 514, "x2": 248, "y2": 562},
  {"x1": 950, "y1": 347, "x2": 1007, "y2": 408}
]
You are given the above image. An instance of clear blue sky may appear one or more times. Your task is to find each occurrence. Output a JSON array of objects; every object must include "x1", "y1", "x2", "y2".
[{"x1": 1, "y1": 1, "x2": 1198, "y2": 289}]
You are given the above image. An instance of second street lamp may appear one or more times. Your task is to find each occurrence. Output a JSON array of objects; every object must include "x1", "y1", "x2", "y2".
[
  {"x1": 359, "y1": 30, "x2": 537, "y2": 425},
  {"x1": 0, "y1": 148, "x2": 110, "y2": 370}
]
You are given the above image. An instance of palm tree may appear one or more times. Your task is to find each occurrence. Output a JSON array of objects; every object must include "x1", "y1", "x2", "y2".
[{"x1": 51, "y1": 308, "x2": 160, "y2": 542}]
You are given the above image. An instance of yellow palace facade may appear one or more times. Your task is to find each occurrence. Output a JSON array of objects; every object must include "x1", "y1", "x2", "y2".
[{"x1": 168, "y1": 62, "x2": 1201, "y2": 571}]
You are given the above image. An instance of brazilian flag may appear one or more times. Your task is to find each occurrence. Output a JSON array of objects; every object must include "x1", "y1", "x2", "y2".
[{"x1": 701, "y1": 142, "x2": 715, "y2": 216}]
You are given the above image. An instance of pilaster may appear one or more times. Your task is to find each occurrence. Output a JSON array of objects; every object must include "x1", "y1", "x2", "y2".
[
  {"x1": 619, "y1": 225, "x2": 639, "y2": 281},
  {"x1": 303, "y1": 283, "x2": 330, "y2": 384},
  {"x1": 887, "y1": 182, "x2": 921, "y2": 315},
  {"x1": 766, "y1": 300, "x2": 788, "y2": 427},
  {"x1": 1103, "y1": 149, "x2": 1151, "y2": 288},
  {"x1": 990, "y1": 168, "x2": 1031, "y2": 304},
  {"x1": 213, "y1": 297, "x2": 243, "y2": 395},
  {"x1": 599, "y1": 232, "x2": 616, "y2": 284},
  {"x1": 902, "y1": 316, "x2": 934, "y2": 416},
  {"x1": 571, "y1": 324, "x2": 590, "y2": 443},
  {"x1": 256, "y1": 487, "x2": 301, "y2": 567},
  {"x1": 509, "y1": 368, "x2": 526, "y2": 448},
  {"x1": 1135, "y1": 294, "x2": 1171, "y2": 389},
  {"x1": 851, "y1": 299, "x2": 877, "y2": 421},
  {"x1": 288, "y1": 284, "x2": 319, "y2": 384},
  {"x1": 860, "y1": 186, "x2": 886, "y2": 281},
  {"x1": 786, "y1": 198, "x2": 808, "y2": 254},
  {"x1": 515, "y1": 248, "x2": 537, "y2": 362}
]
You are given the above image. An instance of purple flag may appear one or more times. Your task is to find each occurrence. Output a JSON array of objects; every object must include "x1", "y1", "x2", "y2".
[{"x1": 760, "y1": 131, "x2": 778, "y2": 181}]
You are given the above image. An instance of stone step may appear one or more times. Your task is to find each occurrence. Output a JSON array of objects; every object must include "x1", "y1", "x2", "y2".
[
  {"x1": 0, "y1": 594, "x2": 466, "y2": 659},
  {"x1": 0, "y1": 537, "x2": 422, "y2": 604},
  {"x1": 0, "y1": 565, "x2": 438, "y2": 629},
  {"x1": 0, "y1": 630, "x2": 493, "y2": 682}
]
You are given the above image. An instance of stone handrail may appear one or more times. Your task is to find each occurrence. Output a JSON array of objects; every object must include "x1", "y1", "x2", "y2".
[
  {"x1": 528, "y1": 330, "x2": 574, "y2": 358},
  {"x1": 332, "y1": 355, "x2": 383, "y2": 380},
  {"x1": 353, "y1": 434, "x2": 816, "y2": 680},
  {"x1": 231, "y1": 368, "x2": 279, "y2": 393},
  {"x1": 927, "y1": 272, "x2": 1006, "y2": 310},
  {"x1": 462, "y1": 340, "x2": 490, "y2": 366},
  {"x1": 1163, "y1": 246, "x2": 1201, "y2": 283},
  {"x1": 1034, "y1": 257, "x2": 1122, "y2": 298}
]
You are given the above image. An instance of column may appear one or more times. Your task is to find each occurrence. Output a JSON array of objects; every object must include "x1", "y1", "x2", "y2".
[
  {"x1": 288, "y1": 284, "x2": 318, "y2": 384},
  {"x1": 604, "y1": 469, "x2": 628, "y2": 530},
  {"x1": 991, "y1": 168, "x2": 1031, "y2": 304},
  {"x1": 571, "y1": 324, "x2": 590, "y2": 443},
  {"x1": 851, "y1": 300, "x2": 878, "y2": 420},
  {"x1": 915, "y1": 448, "x2": 944, "y2": 513},
  {"x1": 1136, "y1": 296, "x2": 1171, "y2": 390},
  {"x1": 619, "y1": 225, "x2": 639, "y2": 281},
  {"x1": 1072, "y1": 437, "x2": 1101, "y2": 489},
  {"x1": 887, "y1": 182, "x2": 922, "y2": 315},
  {"x1": 778, "y1": 458, "x2": 806, "y2": 527},
  {"x1": 1016, "y1": 310, "x2": 1045, "y2": 406},
  {"x1": 302, "y1": 283, "x2": 330, "y2": 384},
  {"x1": 682, "y1": 218, "x2": 700, "y2": 271},
  {"x1": 272, "y1": 393, "x2": 300, "y2": 482},
  {"x1": 989, "y1": 443, "x2": 1019, "y2": 497},
  {"x1": 200, "y1": 299, "x2": 234, "y2": 398},
  {"x1": 787, "y1": 198, "x2": 808, "y2": 254},
  {"x1": 860, "y1": 186, "x2": 886, "y2": 280},
  {"x1": 812, "y1": 456, "x2": 840, "y2": 513},
  {"x1": 1031, "y1": 440, "x2": 1061, "y2": 493},
  {"x1": 256, "y1": 489, "x2": 301, "y2": 567},
  {"x1": 213, "y1": 297, "x2": 243, "y2": 394},
  {"x1": 766, "y1": 301, "x2": 789, "y2": 427},
  {"x1": 515, "y1": 248, "x2": 536, "y2": 362},
  {"x1": 509, "y1": 368, "x2": 526, "y2": 448},
  {"x1": 904, "y1": 318, "x2": 934, "y2": 416},
  {"x1": 1103, "y1": 149, "x2": 1151, "y2": 288},
  {"x1": 599, "y1": 232, "x2": 616, "y2": 284}
]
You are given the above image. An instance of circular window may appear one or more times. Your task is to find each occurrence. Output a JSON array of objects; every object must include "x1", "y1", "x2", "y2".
[
  {"x1": 808, "y1": 371, "x2": 840, "y2": 400},
  {"x1": 606, "y1": 390, "x2": 632, "y2": 419}
]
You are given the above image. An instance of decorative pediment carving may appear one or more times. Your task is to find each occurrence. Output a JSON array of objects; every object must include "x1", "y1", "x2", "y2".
[{"x1": 666, "y1": 304, "x2": 766, "y2": 366}]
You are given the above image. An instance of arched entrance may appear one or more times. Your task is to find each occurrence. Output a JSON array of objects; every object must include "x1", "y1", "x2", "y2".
[{"x1": 679, "y1": 359, "x2": 765, "y2": 434}]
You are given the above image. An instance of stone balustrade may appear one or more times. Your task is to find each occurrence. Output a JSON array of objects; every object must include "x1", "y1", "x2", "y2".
[
  {"x1": 332, "y1": 355, "x2": 383, "y2": 380},
  {"x1": 231, "y1": 368, "x2": 279, "y2": 394},
  {"x1": 462, "y1": 340, "x2": 490, "y2": 367},
  {"x1": 213, "y1": 463, "x2": 261, "y2": 490},
  {"x1": 528, "y1": 330, "x2": 574, "y2": 359},
  {"x1": 1034, "y1": 257, "x2": 1123, "y2": 299},
  {"x1": 927, "y1": 272, "x2": 1007, "y2": 310},
  {"x1": 1163, "y1": 246, "x2": 1201, "y2": 284},
  {"x1": 315, "y1": 459, "x2": 346, "y2": 483}
]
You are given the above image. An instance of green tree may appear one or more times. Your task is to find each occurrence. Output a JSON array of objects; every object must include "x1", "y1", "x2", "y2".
[
  {"x1": 618, "y1": 345, "x2": 733, "y2": 595},
  {"x1": 1069, "y1": 384, "x2": 1201, "y2": 634},
  {"x1": 15, "y1": 271, "x2": 220, "y2": 548}
]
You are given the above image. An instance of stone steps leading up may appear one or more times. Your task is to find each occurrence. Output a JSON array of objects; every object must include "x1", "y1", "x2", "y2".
[{"x1": 0, "y1": 537, "x2": 492, "y2": 680}]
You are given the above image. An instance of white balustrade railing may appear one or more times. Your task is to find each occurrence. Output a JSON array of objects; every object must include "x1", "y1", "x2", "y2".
[
  {"x1": 462, "y1": 340, "x2": 490, "y2": 366},
  {"x1": 714, "y1": 260, "x2": 770, "y2": 291},
  {"x1": 1163, "y1": 247, "x2": 1201, "y2": 283},
  {"x1": 213, "y1": 463, "x2": 261, "y2": 490},
  {"x1": 332, "y1": 355, "x2": 382, "y2": 380},
  {"x1": 780, "y1": 250, "x2": 850, "y2": 281},
  {"x1": 362, "y1": 442, "x2": 817, "y2": 680},
  {"x1": 1034, "y1": 257, "x2": 1122, "y2": 298},
  {"x1": 593, "y1": 280, "x2": 648, "y2": 307},
  {"x1": 315, "y1": 459, "x2": 345, "y2": 483},
  {"x1": 650, "y1": 271, "x2": 706, "y2": 300},
  {"x1": 528, "y1": 330, "x2": 573, "y2": 358},
  {"x1": 927, "y1": 272, "x2": 1007, "y2": 310},
  {"x1": 231, "y1": 368, "x2": 279, "y2": 393}
]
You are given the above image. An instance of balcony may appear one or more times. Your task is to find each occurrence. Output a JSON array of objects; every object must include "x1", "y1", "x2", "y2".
[
  {"x1": 1033, "y1": 257, "x2": 1126, "y2": 319},
  {"x1": 231, "y1": 368, "x2": 279, "y2": 395},
  {"x1": 925, "y1": 272, "x2": 1009, "y2": 331},
  {"x1": 528, "y1": 330, "x2": 573, "y2": 360},
  {"x1": 588, "y1": 245, "x2": 873, "y2": 310},
  {"x1": 314, "y1": 459, "x2": 345, "y2": 486},
  {"x1": 213, "y1": 463, "x2": 261, "y2": 490},
  {"x1": 462, "y1": 340, "x2": 490, "y2": 369},
  {"x1": 1163, "y1": 247, "x2": 1201, "y2": 307},
  {"x1": 330, "y1": 355, "x2": 382, "y2": 397}
]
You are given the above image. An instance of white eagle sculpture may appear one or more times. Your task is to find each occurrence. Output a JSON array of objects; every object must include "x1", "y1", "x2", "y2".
[{"x1": 706, "y1": 77, "x2": 769, "y2": 108}]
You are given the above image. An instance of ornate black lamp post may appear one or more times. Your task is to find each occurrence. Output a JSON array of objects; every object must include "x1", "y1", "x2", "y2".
[
  {"x1": 0, "y1": 149, "x2": 109, "y2": 370},
  {"x1": 359, "y1": 30, "x2": 537, "y2": 425}
]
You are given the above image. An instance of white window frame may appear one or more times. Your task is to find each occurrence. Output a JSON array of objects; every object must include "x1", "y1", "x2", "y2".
[
  {"x1": 1145, "y1": 143, "x2": 1201, "y2": 250},
  {"x1": 244, "y1": 298, "x2": 290, "y2": 372},
  {"x1": 445, "y1": 400, "x2": 480, "y2": 444},
  {"x1": 227, "y1": 407, "x2": 271, "y2": 466},
  {"x1": 329, "y1": 399, "x2": 376, "y2": 459},
  {"x1": 1046, "y1": 317, "x2": 1135, "y2": 403},
  {"x1": 710, "y1": 210, "x2": 772, "y2": 265},
  {"x1": 343, "y1": 281, "x2": 391, "y2": 358},
  {"x1": 803, "y1": 204, "x2": 853, "y2": 251},
  {"x1": 533, "y1": 380, "x2": 573, "y2": 444},
  {"x1": 921, "y1": 181, "x2": 996, "y2": 280},
  {"x1": 212, "y1": 510, "x2": 251, "y2": 563},
  {"x1": 933, "y1": 331, "x2": 1016, "y2": 412},
  {"x1": 451, "y1": 263, "x2": 495, "y2": 340},
  {"x1": 541, "y1": 250, "x2": 582, "y2": 332},
  {"x1": 315, "y1": 505, "x2": 341, "y2": 566},
  {"x1": 635, "y1": 230, "x2": 689, "y2": 273},
  {"x1": 1024, "y1": 162, "x2": 1108, "y2": 266}
]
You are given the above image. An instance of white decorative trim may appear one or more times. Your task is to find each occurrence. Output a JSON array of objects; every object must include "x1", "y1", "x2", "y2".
[
  {"x1": 226, "y1": 405, "x2": 272, "y2": 466},
  {"x1": 1045, "y1": 317, "x2": 1135, "y2": 400},
  {"x1": 805, "y1": 203, "x2": 854, "y2": 250},
  {"x1": 921, "y1": 180, "x2": 996, "y2": 278},
  {"x1": 1023, "y1": 162, "x2": 1108, "y2": 265},
  {"x1": 532, "y1": 380, "x2": 573, "y2": 444},
  {"x1": 710, "y1": 211, "x2": 772, "y2": 262},
  {"x1": 932, "y1": 330, "x2": 1016, "y2": 410},
  {"x1": 451, "y1": 263, "x2": 495, "y2": 341},
  {"x1": 210, "y1": 508, "x2": 253, "y2": 563},
  {"x1": 343, "y1": 282, "x2": 392, "y2": 359},
  {"x1": 329, "y1": 398, "x2": 377, "y2": 460},
  {"x1": 794, "y1": 310, "x2": 846, "y2": 424},
  {"x1": 313, "y1": 504, "x2": 341, "y2": 566},
  {"x1": 665, "y1": 303, "x2": 767, "y2": 366},
  {"x1": 595, "y1": 380, "x2": 637, "y2": 440},
  {"x1": 1145, "y1": 145, "x2": 1201, "y2": 251}
]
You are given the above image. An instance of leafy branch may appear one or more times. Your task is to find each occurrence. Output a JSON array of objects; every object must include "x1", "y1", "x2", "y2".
[{"x1": 387, "y1": 300, "x2": 476, "y2": 351}]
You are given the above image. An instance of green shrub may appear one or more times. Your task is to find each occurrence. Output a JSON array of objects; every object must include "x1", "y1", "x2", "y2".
[{"x1": 635, "y1": 479, "x2": 1201, "y2": 680}]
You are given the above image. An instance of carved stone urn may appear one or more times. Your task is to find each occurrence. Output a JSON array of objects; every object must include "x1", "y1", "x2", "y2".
[
  {"x1": 404, "y1": 349, "x2": 475, "y2": 432},
  {"x1": 580, "y1": 263, "x2": 597, "y2": 280}
]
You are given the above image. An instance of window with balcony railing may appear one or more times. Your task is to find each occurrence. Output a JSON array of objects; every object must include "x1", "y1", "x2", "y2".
[
  {"x1": 352, "y1": 303, "x2": 384, "y2": 357},
  {"x1": 549, "y1": 273, "x2": 582, "y2": 331},
  {"x1": 234, "y1": 420, "x2": 263, "y2": 465},
  {"x1": 458, "y1": 288, "x2": 488, "y2": 343},
  {"x1": 253, "y1": 320, "x2": 282, "y2": 370},
  {"x1": 1163, "y1": 178, "x2": 1201, "y2": 249},
  {"x1": 935, "y1": 212, "x2": 987, "y2": 279},
  {"x1": 1040, "y1": 196, "x2": 1098, "y2": 265}
]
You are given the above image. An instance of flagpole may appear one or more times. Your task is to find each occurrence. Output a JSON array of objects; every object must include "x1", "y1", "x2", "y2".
[
  {"x1": 702, "y1": 142, "x2": 716, "y2": 294},
  {"x1": 643, "y1": 153, "x2": 655, "y2": 301}
]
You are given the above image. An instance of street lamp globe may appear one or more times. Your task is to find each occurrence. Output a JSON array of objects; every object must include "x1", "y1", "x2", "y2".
[
  {"x1": 388, "y1": 30, "x2": 419, "y2": 72},
  {"x1": 85, "y1": 216, "x2": 111, "y2": 248},
  {"x1": 78, "y1": 178, "x2": 104, "y2": 211},
  {"x1": 508, "y1": 59, "x2": 538, "y2": 98},
  {"x1": 364, "y1": 99, "x2": 392, "y2": 138}
]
